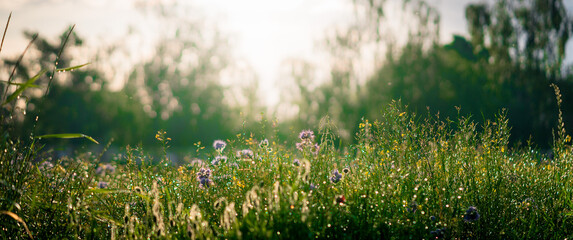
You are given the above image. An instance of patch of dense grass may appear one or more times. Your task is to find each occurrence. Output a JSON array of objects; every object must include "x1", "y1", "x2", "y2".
[
  {"x1": 1, "y1": 15, "x2": 572, "y2": 239},
  {"x1": 1, "y1": 100, "x2": 573, "y2": 239}
]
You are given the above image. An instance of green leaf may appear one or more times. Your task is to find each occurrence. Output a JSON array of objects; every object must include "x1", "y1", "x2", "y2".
[
  {"x1": 35, "y1": 133, "x2": 99, "y2": 144},
  {"x1": 3, "y1": 69, "x2": 47, "y2": 105},
  {"x1": 56, "y1": 63, "x2": 90, "y2": 72}
]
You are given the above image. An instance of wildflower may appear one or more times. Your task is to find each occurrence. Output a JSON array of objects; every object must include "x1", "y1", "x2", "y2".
[
  {"x1": 96, "y1": 163, "x2": 116, "y2": 176},
  {"x1": 259, "y1": 139, "x2": 269, "y2": 148},
  {"x1": 189, "y1": 159, "x2": 205, "y2": 168},
  {"x1": 309, "y1": 183, "x2": 317, "y2": 190},
  {"x1": 293, "y1": 159, "x2": 301, "y2": 166},
  {"x1": 430, "y1": 228, "x2": 445, "y2": 238},
  {"x1": 342, "y1": 167, "x2": 350, "y2": 174},
  {"x1": 407, "y1": 201, "x2": 418, "y2": 213},
  {"x1": 330, "y1": 169, "x2": 342, "y2": 183},
  {"x1": 299, "y1": 130, "x2": 315, "y2": 142},
  {"x1": 311, "y1": 143, "x2": 320, "y2": 155},
  {"x1": 237, "y1": 149, "x2": 254, "y2": 159},
  {"x1": 211, "y1": 156, "x2": 227, "y2": 166},
  {"x1": 213, "y1": 140, "x2": 227, "y2": 152},
  {"x1": 38, "y1": 161, "x2": 54, "y2": 172},
  {"x1": 196, "y1": 168, "x2": 213, "y2": 188},
  {"x1": 98, "y1": 181, "x2": 109, "y2": 189},
  {"x1": 296, "y1": 142, "x2": 304, "y2": 151},
  {"x1": 463, "y1": 206, "x2": 480, "y2": 222}
]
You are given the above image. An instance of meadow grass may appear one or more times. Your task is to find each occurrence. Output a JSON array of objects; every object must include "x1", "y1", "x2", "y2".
[
  {"x1": 1, "y1": 100, "x2": 573, "y2": 239},
  {"x1": 1, "y1": 16, "x2": 573, "y2": 240}
]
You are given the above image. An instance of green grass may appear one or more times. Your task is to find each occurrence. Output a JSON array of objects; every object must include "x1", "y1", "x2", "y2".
[
  {"x1": 1, "y1": 101, "x2": 573, "y2": 239},
  {"x1": 2, "y1": 15, "x2": 573, "y2": 239}
]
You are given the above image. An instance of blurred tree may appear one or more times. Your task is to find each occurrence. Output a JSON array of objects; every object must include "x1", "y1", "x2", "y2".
[
  {"x1": 464, "y1": 0, "x2": 573, "y2": 145},
  {"x1": 1, "y1": 28, "x2": 149, "y2": 147},
  {"x1": 125, "y1": 0, "x2": 262, "y2": 149},
  {"x1": 366, "y1": 0, "x2": 573, "y2": 146},
  {"x1": 278, "y1": 0, "x2": 440, "y2": 144}
]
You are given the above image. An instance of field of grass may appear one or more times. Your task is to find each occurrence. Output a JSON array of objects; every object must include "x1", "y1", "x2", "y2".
[
  {"x1": 2, "y1": 15, "x2": 573, "y2": 240},
  {"x1": 1, "y1": 100, "x2": 573, "y2": 239}
]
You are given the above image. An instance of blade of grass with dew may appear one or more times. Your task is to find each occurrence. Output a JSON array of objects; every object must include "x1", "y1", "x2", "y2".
[
  {"x1": 35, "y1": 133, "x2": 99, "y2": 144},
  {"x1": 0, "y1": 80, "x2": 40, "y2": 87},
  {"x1": 55, "y1": 63, "x2": 90, "y2": 73},
  {"x1": 3, "y1": 69, "x2": 47, "y2": 105},
  {"x1": 0, "y1": 211, "x2": 33, "y2": 239}
]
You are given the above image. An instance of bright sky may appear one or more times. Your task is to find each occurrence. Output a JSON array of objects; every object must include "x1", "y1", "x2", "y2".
[{"x1": 1, "y1": 0, "x2": 572, "y2": 106}]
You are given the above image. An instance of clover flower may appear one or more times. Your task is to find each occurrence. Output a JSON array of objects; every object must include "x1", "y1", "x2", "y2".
[
  {"x1": 463, "y1": 206, "x2": 480, "y2": 222},
  {"x1": 330, "y1": 169, "x2": 342, "y2": 183},
  {"x1": 213, "y1": 140, "x2": 227, "y2": 152}
]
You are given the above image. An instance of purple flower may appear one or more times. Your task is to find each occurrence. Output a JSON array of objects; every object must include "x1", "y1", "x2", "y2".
[
  {"x1": 407, "y1": 201, "x2": 418, "y2": 213},
  {"x1": 312, "y1": 143, "x2": 320, "y2": 155},
  {"x1": 96, "y1": 163, "x2": 116, "y2": 176},
  {"x1": 198, "y1": 176, "x2": 213, "y2": 188},
  {"x1": 189, "y1": 159, "x2": 205, "y2": 168},
  {"x1": 463, "y1": 206, "x2": 480, "y2": 222},
  {"x1": 309, "y1": 183, "x2": 317, "y2": 190},
  {"x1": 293, "y1": 159, "x2": 301, "y2": 166},
  {"x1": 98, "y1": 181, "x2": 109, "y2": 189},
  {"x1": 259, "y1": 139, "x2": 269, "y2": 148},
  {"x1": 237, "y1": 149, "x2": 254, "y2": 159},
  {"x1": 330, "y1": 169, "x2": 342, "y2": 183},
  {"x1": 211, "y1": 156, "x2": 227, "y2": 166},
  {"x1": 296, "y1": 142, "x2": 304, "y2": 151},
  {"x1": 213, "y1": 140, "x2": 227, "y2": 151},
  {"x1": 299, "y1": 130, "x2": 315, "y2": 142},
  {"x1": 196, "y1": 168, "x2": 213, "y2": 188},
  {"x1": 38, "y1": 161, "x2": 54, "y2": 172}
]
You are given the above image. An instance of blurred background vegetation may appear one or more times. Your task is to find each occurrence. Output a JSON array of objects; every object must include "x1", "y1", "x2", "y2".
[{"x1": 1, "y1": 0, "x2": 572, "y2": 153}]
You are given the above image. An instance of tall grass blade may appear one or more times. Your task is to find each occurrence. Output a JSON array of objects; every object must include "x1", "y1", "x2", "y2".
[
  {"x1": 3, "y1": 69, "x2": 47, "y2": 105},
  {"x1": 56, "y1": 63, "x2": 90, "y2": 72},
  {"x1": 44, "y1": 24, "x2": 75, "y2": 97},
  {"x1": 0, "y1": 80, "x2": 40, "y2": 87},
  {"x1": 1, "y1": 33, "x2": 37, "y2": 105},
  {"x1": 0, "y1": 12, "x2": 11, "y2": 54},
  {"x1": 35, "y1": 133, "x2": 99, "y2": 144},
  {"x1": 0, "y1": 211, "x2": 33, "y2": 239}
]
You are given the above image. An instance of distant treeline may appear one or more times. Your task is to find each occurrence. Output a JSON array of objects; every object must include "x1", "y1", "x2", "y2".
[{"x1": 2, "y1": 0, "x2": 572, "y2": 151}]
